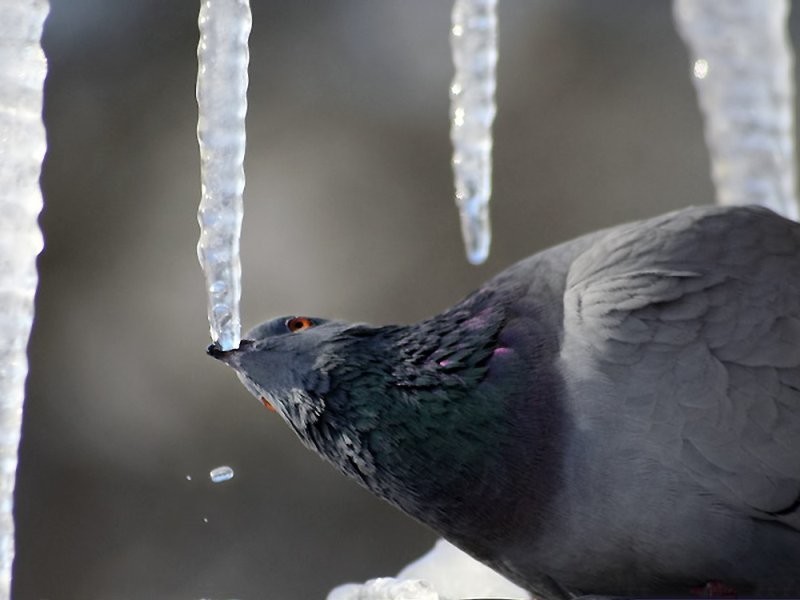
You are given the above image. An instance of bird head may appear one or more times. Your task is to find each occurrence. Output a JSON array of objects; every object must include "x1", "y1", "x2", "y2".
[
  {"x1": 207, "y1": 316, "x2": 361, "y2": 440},
  {"x1": 207, "y1": 294, "x2": 541, "y2": 538}
]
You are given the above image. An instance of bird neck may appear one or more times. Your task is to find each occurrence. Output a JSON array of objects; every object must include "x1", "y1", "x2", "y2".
[{"x1": 309, "y1": 288, "x2": 563, "y2": 547}]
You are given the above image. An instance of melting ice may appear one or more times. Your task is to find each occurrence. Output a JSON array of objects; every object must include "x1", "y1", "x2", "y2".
[
  {"x1": 674, "y1": 0, "x2": 798, "y2": 220},
  {"x1": 0, "y1": 1, "x2": 48, "y2": 597},
  {"x1": 196, "y1": 0, "x2": 252, "y2": 350},
  {"x1": 450, "y1": 0, "x2": 498, "y2": 264}
]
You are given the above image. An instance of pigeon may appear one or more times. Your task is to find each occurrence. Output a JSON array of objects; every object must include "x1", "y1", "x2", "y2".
[{"x1": 209, "y1": 205, "x2": 800, "y2": 599}]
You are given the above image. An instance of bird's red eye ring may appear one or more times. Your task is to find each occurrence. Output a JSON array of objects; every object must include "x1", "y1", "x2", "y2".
[{"x1": 286, "y1": 316, "x2": 314, "y2": 333}]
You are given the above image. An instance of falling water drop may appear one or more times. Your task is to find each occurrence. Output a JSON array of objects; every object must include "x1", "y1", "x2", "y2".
[
  {"x1": 449, "y1": 0, "x2": 498, "y2": 265},
  {"x1": 210, "y1": 465, "x2": 235, "y2": 483},
  {"x1": 196, "y1": 0, "x2": 252, "y2": 350}
]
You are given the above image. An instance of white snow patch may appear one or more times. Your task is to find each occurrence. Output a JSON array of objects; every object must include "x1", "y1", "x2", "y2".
[{"x1": 327, "y1": 539, "x2": 530, "y2": 600}]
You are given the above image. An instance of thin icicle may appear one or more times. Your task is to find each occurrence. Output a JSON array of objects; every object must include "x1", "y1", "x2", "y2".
[
  {"x1": 674, "y1": 0, "x2": 798, "y2": 220},
  {"x1": 450, "y1": 0, "x2": 498, "y2": 265},
  {"x1": 197, "y1": 0, "x2": 252, "y2": 351},
  {"x1": 0, "y1": 0, "x2": 48, "y2": 597}
]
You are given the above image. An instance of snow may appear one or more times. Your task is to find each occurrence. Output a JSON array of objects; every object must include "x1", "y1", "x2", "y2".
[{"x1": 327, "y1": 539, "x2": 530, "y2": 600}]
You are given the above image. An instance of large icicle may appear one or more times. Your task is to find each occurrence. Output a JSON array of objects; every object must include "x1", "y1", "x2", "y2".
[
  {"x1": 450, "y1": 0, "x2": 498, "y2": 265},
  {"x1": 0, "y1": 0, "x2": 48, "y2": 596},
  {"x1": 674, "y1": 0, "x2": 798, "y2": 220},
  {"x1": 197, "y1": 0, "x2": 251, "y2": 351}
]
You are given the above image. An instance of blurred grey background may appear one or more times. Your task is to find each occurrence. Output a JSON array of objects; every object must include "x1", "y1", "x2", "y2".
[{"x1": 15, "y1": 1, "x2": 793, "y2": 598}]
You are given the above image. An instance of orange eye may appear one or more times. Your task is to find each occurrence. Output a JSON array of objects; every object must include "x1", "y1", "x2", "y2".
[{"x1": 286, "y1": 316, "x2": 314, "y2": 333}]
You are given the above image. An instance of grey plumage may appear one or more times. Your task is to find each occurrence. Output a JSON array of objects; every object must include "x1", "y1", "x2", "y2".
[{"x1": 210, "y1": 205, "x2": 800, "y2": 598}]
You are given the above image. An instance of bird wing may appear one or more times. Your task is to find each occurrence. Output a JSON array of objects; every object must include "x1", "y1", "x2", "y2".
[{"x1": 560, "y1": 205, "x2": 800, "y2": 527}]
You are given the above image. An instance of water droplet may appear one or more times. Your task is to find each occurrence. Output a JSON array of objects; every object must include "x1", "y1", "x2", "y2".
[
  {"x1": 185, "y1": 475, "x2": 192, "y2": 481},
  {"x1": 203, "y1": 517, "x2": 209, "y2": 524},
  {"x1": 209, "y1": 465, "x2": 235, "y2": 483},
  {"x1": 693, "y1": 58, "x2": 709, "y2": 79}
]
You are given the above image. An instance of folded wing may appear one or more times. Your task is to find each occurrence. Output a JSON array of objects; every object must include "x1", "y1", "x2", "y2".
[{"x1": 561, "y1": 205, "x2": 800, "y2": 529}]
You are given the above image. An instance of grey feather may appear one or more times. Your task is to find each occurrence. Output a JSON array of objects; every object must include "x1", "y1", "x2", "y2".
[
  {"x1": 213, "y1": 204, "x2": 800, "y2": 598},
  {"x1": 562, "y1": 206, "x2": 800, "y2": 524}
]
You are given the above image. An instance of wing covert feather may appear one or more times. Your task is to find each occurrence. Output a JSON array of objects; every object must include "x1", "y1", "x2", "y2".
[{"x1": 560, "y1": 205, "x2": 800, "y2": 526}]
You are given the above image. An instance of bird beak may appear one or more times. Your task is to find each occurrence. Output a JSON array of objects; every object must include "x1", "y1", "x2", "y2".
[
  {"x1": 206, "y1": 339, "x2": 279, "y2": 415},
  {"x1": 206, "y1": 339, "x2": 255, "y2": 365}
]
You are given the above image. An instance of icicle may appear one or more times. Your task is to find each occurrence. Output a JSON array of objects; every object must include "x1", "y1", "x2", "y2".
[
  {"x1": 197, "y1": 0, "x2": 251, "y2": 351},
  {"x1": 450, "y1": 0, "x2": 498, "y2": 265},
  {"x1": 674, "y1": 0, "x2": 798, "y2": 220},
  {"x1": 0, "y1": 0, "x2": 48, "y2": 596}
]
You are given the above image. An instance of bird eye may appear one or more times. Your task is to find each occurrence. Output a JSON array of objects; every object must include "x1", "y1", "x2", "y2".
[{"x1": 286, "y1": 316, "x2": 314, "y2": 333}]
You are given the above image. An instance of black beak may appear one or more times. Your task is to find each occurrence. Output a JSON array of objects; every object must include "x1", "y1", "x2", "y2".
[
  {"x1": 206, "y1": 342, "x2": 226, "y2": 359},
  {"x1": 206, "y1": 339, "x2": 255, "y2": 361}
]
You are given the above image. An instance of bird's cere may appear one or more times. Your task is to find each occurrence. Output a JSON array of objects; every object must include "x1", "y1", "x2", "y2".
[
  {"x1": 209, "y1": 465, "x2": 235, "y2": 483},
  {"x1": 196, "y1": 0, "x2": 251, "y2": 351},
  {"x1": 674, "y1": 0, "x2": 799, "y2": 220},
  {"x1": 0, "y1": 1, "x2": 47, "y2": 597},
  {"x1": 450, "y1": 0, "x2": 498, "y2": 265}
]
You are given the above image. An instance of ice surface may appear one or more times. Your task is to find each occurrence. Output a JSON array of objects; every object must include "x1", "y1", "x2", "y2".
[
  {"x1": 327, "y1": 539, "x2": 529, "y2": 600},
  {"x1": 674, "y1": 0, "x2": 798, "y2": 220},
  {"x1": 450, "y1": 0, "x2": 498, "y2": 264},
  {"x1": 328, "y1": 577, "x2": 440, "y2": 600},
  {"x1": 209, "y1": 465, "x2": 235, "y2": 483},
  {"x1": 0, "y1": 0, "x2": 48, "y2": 597},
  {"x1": 397, "y1": 539, "x2": 530, "y2": 599},
  {"x1": 196, "y1": 0, "x2": 252, "y2": 350}
]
